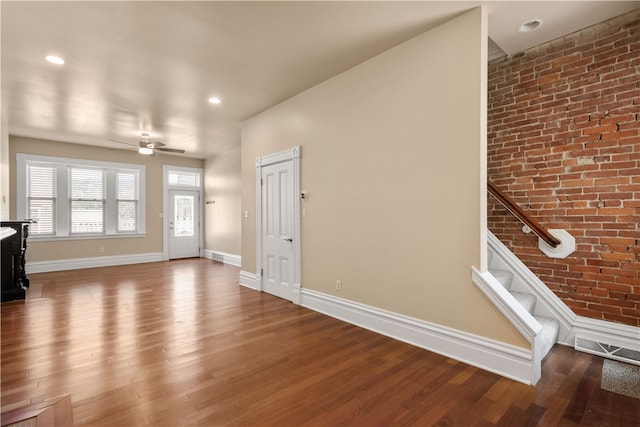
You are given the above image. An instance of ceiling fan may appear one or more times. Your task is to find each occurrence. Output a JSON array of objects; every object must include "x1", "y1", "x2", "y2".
[{"x1": 110, "y1": 133, "x2": 185, "y2": 155}]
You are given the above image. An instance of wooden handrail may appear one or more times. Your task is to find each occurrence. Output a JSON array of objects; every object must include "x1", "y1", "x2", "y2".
[{"x1": 488, "y1": 181, "x2": 561, "y2": 248}]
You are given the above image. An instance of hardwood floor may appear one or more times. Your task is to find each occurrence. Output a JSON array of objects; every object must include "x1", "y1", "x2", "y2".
[{"x1": 1, "y1": 259, "x2": 638, "y2": 426}]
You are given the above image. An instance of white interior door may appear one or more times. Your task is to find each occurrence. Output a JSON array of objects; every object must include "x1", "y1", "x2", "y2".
[
  {"x1": 169, "y1": 189, "x2": 200, "y2": 259},
  {"x1": 261, "y1": 160, "x2": 295, "y2": 301}
]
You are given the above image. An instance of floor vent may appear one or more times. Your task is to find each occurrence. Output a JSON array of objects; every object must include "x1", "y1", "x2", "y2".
[{"x1": 575, "y1": 336, "x2": 640, "y2": 366}]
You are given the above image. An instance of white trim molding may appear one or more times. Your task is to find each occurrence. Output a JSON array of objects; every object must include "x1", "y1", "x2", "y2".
[
  {"x1": 300, "y1": 288, "x2": 536, "y2": 385},
  {"x1": 25, "y1": 252, "x2": 163, "y2": 274},
  {"x1": 239, "y1": 270, "x2": 258, "y2": 290},
  {"x1": 203, "y1": 249, "x2": 241, "y2": 267}
]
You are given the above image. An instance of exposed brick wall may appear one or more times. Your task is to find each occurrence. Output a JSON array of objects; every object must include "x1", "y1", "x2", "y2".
[{"x1": 487, "y1": 10, "x2": 640, "y2": 326}]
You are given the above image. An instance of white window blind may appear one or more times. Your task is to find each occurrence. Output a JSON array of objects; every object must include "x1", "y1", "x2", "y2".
[
  {"x1": 70, "y1": 168, "x2": 105, "y2": 234},
  {"x1": 26, "y1": 164, "x2": 56, "y2": 235},
  {"x1": 116, "y1": 171, "x2": 137, "y2": 232}
]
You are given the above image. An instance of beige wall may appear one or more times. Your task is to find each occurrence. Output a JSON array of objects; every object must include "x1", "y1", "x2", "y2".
[
  {"x1": 204, "y1": 146, "x2": 241, "y2": 255},
  {"x1": 242, "y1": 8, "x2": 525, "y2": 346},
  {"x1": 10, "y1": 135, "x2": 203, "y2": 262},
  {"x1": 1, "y1": 107, "x2": 9, "y2": 220}
]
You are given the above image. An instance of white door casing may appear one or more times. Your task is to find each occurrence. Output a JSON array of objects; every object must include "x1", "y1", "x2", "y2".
[
  {"x1": 169, "y1": 189, "x2": 200, "y2": 259},
  {"x1": 162, "y1": 165, "x2": 203, "y2": 261},
  {"x1": 256, "y1": 146, "x2": 301, "y2": 304}
]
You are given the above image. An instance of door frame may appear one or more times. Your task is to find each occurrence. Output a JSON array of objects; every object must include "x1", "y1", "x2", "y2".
[
  {"x1": 168, "y1": 188, "x2": 201, "y2": 259},
  {"x1": 162, "y1": 165, "x2": 204, "y2": 261},
  {"x1": 256, "y1": 146, "x2": 301, "y2": 304}
]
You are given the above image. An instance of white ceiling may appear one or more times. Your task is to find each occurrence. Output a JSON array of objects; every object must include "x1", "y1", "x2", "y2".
[{"x1": 2, "y1": 1, "x2": 637, "y2": 159}]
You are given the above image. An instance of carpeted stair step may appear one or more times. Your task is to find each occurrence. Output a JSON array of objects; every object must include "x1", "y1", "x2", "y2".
[
  {"x1": 537, "y1": 316, "x2": 560, "y2": 359},
  {"x1": 510, "y1": 291, "x2": 536, "y2": 314},
  {"x1": 490, "y1": 269, "x2": 514, "y2": 290}
]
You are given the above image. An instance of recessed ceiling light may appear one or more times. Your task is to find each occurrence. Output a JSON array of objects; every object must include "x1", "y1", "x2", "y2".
[
  {"x1": 517, "y1": 19, "x2": 543, "y2": 33},
  {"x1": 45, "y1": 55, "x2": 65, "y2": 65},
  {"x1": 208, "y1": 97, "x2": 221, "y2": 105}
]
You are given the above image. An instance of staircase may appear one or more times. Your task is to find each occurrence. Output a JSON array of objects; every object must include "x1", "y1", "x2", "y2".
[
  {"x1": 472, "y1": 232, "x2": 574, "y2": 384},
  {"x1": 473, "y1": 231, "x2": 640, "y2": 384},
  {"x1": 488, "y1": 249, "x2": 560, "y2": 360},
  {"x1": 482, "y1": 181, "x2": 640, "y2": 383}
]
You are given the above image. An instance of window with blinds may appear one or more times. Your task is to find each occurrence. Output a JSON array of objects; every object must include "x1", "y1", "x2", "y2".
[
  {"x1": 70, "y1": 168, "x2": 105, "y2": 234},
  {"x1": 26, "y1": 164, "x2": 57, "y2": 235},
  {"x1": 17, "y1": 154, "x2": 145, "y2": 239},
  {"x1": 116, "y1": 171, "x2": 138, "y2": 232}
]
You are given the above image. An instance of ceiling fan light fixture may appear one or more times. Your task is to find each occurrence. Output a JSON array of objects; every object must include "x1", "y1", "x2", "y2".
[
  {"x1": 208, "y1": 97, "x2": 221, "y2": 105},
  {"x1": 517, "y1": 18, "x2": 543, "y2": 33},
  {"x1": 138, "y1": 147, "x2": 153, "y2": 155}
]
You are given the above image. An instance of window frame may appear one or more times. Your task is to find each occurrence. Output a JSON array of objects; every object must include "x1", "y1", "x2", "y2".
[{"x1": 17, "y1": 153, "x2": 146, "y2": 241}]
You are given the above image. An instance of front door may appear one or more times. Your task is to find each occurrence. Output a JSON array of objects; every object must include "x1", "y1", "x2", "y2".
[
  {"x1": 169, "y1": 189, "x2": 200, "y2": 259},
  {"x1": 261, "y1": 160, "x2": 295, "y2": 301}
]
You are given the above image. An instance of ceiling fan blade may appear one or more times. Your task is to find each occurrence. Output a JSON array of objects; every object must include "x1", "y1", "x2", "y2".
[
  {"x1": 109, "y1": 138, "x2": 136, "y2": 147},
  {"x1": 136, "y1": 138, "x2": 184, "y2": 154},
  {"x1": 155, "y1": 147, "x2": 186, "y2": 153}
]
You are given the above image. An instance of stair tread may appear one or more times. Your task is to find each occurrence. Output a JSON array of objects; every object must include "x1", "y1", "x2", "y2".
[
  {"x1": 510, "y1": 291, "x2": 536, "y2": 314},
  {"x1": 536, "y1": 316, "x2": 560, "y2": 359},
  {"x1": 490, "y1": 269, "x2": 513, "y2": 289},
  {"x1": 536, "y1": 315, "x2": 560, "y2": 330}
]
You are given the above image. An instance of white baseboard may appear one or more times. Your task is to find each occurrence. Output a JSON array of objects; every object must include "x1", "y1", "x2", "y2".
[
  {"x1": 300, "y1": 288, "x2": 536, "y2": 385},
  {"x1": 25, "y1": 252, "x2": 164, "y2": 274},
  {"x1": 203, "y1": 249, "x2": 241, "y2": 267},
  {"x1": 572, "y1": 315, "x2": 640, "y2": 365},
  {"x1": 572, "y1": 315, "x2": 640, "y2": 350},
  {"x1": 239, "y1": 270, "x2": 258, "y2": 290}
]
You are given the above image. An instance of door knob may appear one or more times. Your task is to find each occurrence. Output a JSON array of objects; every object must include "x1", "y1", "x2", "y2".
[{"x1": 281, "y1": 236, "x2": 293, "y2": 243}]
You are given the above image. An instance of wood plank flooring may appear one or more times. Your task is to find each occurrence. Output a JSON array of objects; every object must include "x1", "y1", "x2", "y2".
[{"x1": 1, "y1": 259, "x2": 638, "y2": 426}]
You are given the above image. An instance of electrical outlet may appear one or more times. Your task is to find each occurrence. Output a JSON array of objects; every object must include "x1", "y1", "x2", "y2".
[{"x1": 336, "y1": 280, "x2": 342, "y2": 291}]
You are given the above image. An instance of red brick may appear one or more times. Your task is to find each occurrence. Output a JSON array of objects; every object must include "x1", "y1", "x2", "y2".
[
  {"x1": 600, "y1": 237, "x2": 637, "y2": 246},
  {"x1": 591, "y1": 288, "x2": 609, "y2": 297},
  {"x1": 601, "y1": 297, "x2": 636, "y2": 309},
  {"x1": 616, "y1": 276, "x2": 640, "y2": 286},
  {"x1": 621, "y1": 307, "x2": 640, "y2": 318},
  {"x1": 602, "y1": 312, "x2": 639, "y2": 325},
  {"x1": 487, "y1": 10, "x2": 640, "y2": 327}
]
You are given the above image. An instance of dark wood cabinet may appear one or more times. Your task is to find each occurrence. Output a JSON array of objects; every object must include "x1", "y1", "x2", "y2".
[{"x1": 1, "y1": 221, "x2": 31, "y2": 302}]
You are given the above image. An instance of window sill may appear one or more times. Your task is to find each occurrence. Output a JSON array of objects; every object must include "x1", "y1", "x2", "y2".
[{"x1": 28, "y1": 233, "x2": 147, "y2": 242}]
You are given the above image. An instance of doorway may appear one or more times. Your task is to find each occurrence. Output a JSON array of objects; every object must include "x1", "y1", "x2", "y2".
[
  {"x1": 169, "y1": 189, "x2": 200, "y2": 259},
  {"x1": 162, "y1": 165, "x2": 203, "y2": 261},
  {"x1": 256, "y1": 146, "x2": 301, "y2": 303}
]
